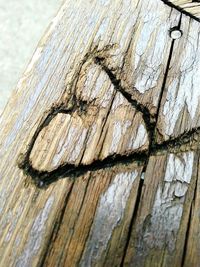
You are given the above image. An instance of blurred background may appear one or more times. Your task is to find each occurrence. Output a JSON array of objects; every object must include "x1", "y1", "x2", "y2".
[{"x1": 0, "y1": 0, "x2": 62, "y2": 114}]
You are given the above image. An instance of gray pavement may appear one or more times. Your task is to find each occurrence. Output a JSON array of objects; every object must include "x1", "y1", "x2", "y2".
[{"x1": 0, "y1": 0, "x2": 62, "y2": 114}]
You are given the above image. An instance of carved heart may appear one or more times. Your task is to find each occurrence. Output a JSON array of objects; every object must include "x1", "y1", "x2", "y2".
[
  {"x1": 25, "y1": 60, "x2": 149, "y2": 176},
  {"x1": 162, "y1": 0, "x2": 200, "y2": 20}
]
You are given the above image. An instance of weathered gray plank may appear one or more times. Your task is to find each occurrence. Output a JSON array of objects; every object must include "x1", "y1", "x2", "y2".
[{"x1": 124, "y1": 151, "x2": 197, "y2": 267}]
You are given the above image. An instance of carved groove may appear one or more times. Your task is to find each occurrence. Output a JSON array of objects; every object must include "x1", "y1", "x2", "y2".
[{"x1": 18, "y1": 54, "x2": 200, "y2": 187}]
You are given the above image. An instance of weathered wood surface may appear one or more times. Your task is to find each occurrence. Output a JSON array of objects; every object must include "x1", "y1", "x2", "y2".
[
  {"x1": 165, "y1": 0, "x2": 200, "y2": 19},
  {"x1": 0, "y1": 0, "x2": 200, "y2": 266},
  {"x1": 157, "y1": 15, "x2": 200, "y2": 142}
]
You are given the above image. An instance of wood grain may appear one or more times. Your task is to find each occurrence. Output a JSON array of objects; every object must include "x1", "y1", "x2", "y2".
[
  {"x1": 157, "y1": 14, "x2": 200, "y2": 142},
  {"x1": 183, "y1": 152, "x2": 200, "y2": 267},
  {"x1": 124, "y1": 151, "x2": 198, "y2": 267},
  {"x1": 165, "y1": 0, "x2": 200, "y2": 20},
  {"x1": 0, "y1": 0, "x2": 199, "y2": 266},
  {"x1": 42, "y1": 163, "x2": 143, "y2": 267},
  {"x1": 29, "y1": 60, "x2": 148, "y2": 173}
]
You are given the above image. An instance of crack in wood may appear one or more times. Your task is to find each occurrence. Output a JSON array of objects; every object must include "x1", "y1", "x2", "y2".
[
  {"x1": 180, "y1": 153, "x2": 199, "y2": 267},
  {"x1": 119, "y1": 171, "x2": 144, "y2": 267},
  {"x1": 39, "y1": 180, "x2": 75, "y2": 266}
]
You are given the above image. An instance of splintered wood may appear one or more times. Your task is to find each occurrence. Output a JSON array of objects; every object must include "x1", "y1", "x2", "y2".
[{"x1": 0, "y1": 0, "x2": 200, "y2": 266}]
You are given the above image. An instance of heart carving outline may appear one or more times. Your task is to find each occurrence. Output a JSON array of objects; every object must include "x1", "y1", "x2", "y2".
[{"x1": 18, "y1": 55, "x2": 199, "y2": 187}]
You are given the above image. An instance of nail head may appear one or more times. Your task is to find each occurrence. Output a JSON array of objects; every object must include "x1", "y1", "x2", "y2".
[{"x1": 170, "y1": 29, "x2": 182, "y2": 40}]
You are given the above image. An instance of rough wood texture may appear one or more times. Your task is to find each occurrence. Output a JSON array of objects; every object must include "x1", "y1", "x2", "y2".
[
  {"x1": 0, "y1": 0, "x2": 200, "y2": 266},
  {"x1": 124, "y1": 152, "x2": 197, "y2": 267},
  {"x1": 157, "y1": 15, "x2": 200, "y2": 142},
  {"x1": 29, "y1": 60, "x2": 148, "y2": 173},
  {"x1": 165, "y1": 0, "x2": 200, "y2": 20}
]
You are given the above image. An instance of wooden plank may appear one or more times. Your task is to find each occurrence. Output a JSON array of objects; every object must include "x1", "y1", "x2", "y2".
[
  {"x1": 123, "y1": 151, "x2": 198, "y2": 267},
  {"x1": 156, "y1": 15, "x2": 200, "y2": 142},
  {"x1": 0, "y1": 0, "x2": 199, "y2": 266},
  {"x1": 0, "y1": 0, "x2": 179, "y2": 265}
]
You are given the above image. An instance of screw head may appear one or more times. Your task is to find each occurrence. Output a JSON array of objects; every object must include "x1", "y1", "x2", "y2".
[{"x1": 170, "y1": 28, "x2": 182, "y2": 40}]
